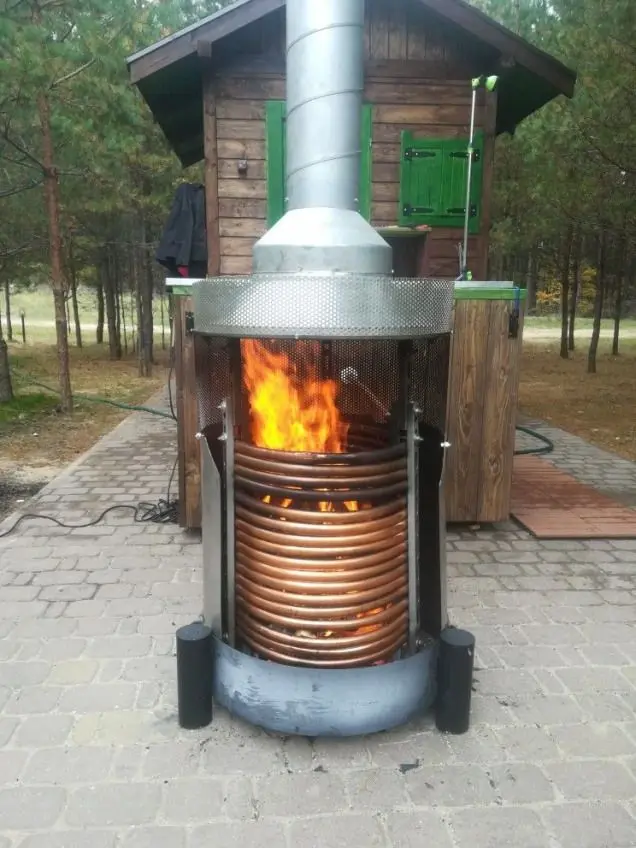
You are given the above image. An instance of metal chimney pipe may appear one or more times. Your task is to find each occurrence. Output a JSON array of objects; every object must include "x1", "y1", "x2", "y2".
[
  {"x1": 286, "y1": 0, "x2": 364, "y2": 211},
  {"x1": 252, "y1": 0, "x2": 392, "y2": 276}
]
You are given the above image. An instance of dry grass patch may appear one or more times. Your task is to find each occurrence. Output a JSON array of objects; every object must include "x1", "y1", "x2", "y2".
[
  {"x1": 520, "y1": 340, "x2": 636, "y2": 461},
  {"x1": 2, "y1": 343, "x2": 170, "y2": 467}
]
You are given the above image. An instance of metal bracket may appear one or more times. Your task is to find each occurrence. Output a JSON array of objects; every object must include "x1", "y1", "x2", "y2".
[
  {"x1": 219, "y1": 398, "x2": 236, "y2": 646},
  {"x1": 446, "y1": 204, "x2": 477, "y2": 218},
  {"x1": 508, "y1": 286, "x2": 521, "y2": 339},
  {"x1": 402, "y1": 204, "x2": 434, "y2": 217},
  {"x1": 404, "y1": 148, "x2": 436, "y2": 161},
  {"x1": 450, "y1": 149, "x2": 481, "y2": 163},
  {"x1": 185, "y1": 311, "x2": 195, "y2": 335},
  {"x1": 405, "y1": 403, "x2": 420, "y2": 653}
]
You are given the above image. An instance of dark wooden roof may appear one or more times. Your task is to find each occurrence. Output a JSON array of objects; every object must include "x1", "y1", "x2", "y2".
[{"x1": 127, "y1": 0, "x2": 576, "y2": 167}]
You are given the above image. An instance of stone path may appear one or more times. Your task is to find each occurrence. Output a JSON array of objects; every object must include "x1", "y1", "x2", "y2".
[{"x1": 1, "y1": 408, "x2": 636, "y2": 847}]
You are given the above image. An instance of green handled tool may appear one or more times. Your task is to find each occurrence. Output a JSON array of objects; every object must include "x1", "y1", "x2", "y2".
[{"x1": 458, "y1": 75, "x2": 499, "y2": 281}]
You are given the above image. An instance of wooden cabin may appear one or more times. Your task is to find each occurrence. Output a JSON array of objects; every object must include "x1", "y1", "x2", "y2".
[{"x1": 128, "y1": 0, "x2": 575, "y2": 530}]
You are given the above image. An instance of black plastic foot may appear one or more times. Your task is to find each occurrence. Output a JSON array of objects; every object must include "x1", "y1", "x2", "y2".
[
  {"x1": 176, "y1": 621, "x2": 213, "y2": 730},
  {"x1": 435, "y1": 627, "x2": 475, "y2": 735}
]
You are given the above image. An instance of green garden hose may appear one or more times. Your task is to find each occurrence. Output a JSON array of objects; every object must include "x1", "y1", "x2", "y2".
[
  {"x1": 514, "y1": 425, "x2": 554, "y2": 456},
  {"x1": 9, "y1": 367, "x2": 556, "y2": 456},
  {"x1": 9, "y1": 367, "x2": 175, "y2": 421}
]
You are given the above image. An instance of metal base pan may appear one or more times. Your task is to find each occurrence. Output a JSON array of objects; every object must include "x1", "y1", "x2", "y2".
[{"x1": 212, "y1": 635, "x2": 437, "y2": 737}]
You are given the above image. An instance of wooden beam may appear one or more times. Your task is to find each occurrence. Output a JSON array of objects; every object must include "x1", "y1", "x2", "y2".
[
  {"x1": 475, "y1": 88, "x2": 498, "y2": 280},
  {"x1": 418, "y1": 0, "x2": 576, "y2": 97},
  {"x1": 202, "y1": 67, "x2": 221, "y2": 277},
  {"x1": 128, "y1": 0, "x2": 284, "y2": 85}
]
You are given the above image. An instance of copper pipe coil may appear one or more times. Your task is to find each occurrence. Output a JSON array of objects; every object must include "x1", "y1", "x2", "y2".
[
  {"x1": 236, "y1": 574, "x2": 407, "y2": 616},
  {"x1": 236, "y1": 539, "x2": 407, "y2": 572},
  {"x1": 235, "y1": 430, "x2": 409, "y2": 668},
  {"x1": 235, "y1": 507, "x2": 407, "y2": 544},
  {"x1": 235, "y1": 491, "x2": 407, "y2": 526},
  {"x1": 236, "y1": 564, "x2": 407, "y2": 596},
  {"x1": 235, "y1": 463, "x2": 407, "y2": 490},
  {"x1": 236, "y1": 572, "x2": 407, "y2": 606},
  {"x1": 235, "y1": 477, "x2": 408, "y2": 502},
  {"x1": 238, "y1": 599, "x2": 408, "y2": 632},
  {"x1": 235, "y1": 451, "x2": 405, "y2": 480},
  {"x1": 236, "y1": 549, "x2": 407, "y2": 587},
  {"x1": 236, "y1": 520, "x2": 405, "y2": 557},
  {"x1": 235, "y1": 438, "x2": 401, "y2": 466},
  {"x1": 238, "y1": 608, "x2": 407, "y2": 651},
  {"x1": 237, "y1": 614, "x2": 408, "y2": 668},
  {"x1": 236, "y1": 516, "x2": 407, "y2": 551}
]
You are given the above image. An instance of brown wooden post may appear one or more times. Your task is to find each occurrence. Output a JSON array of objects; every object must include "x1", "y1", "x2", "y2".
[
  {"x1": 476, "y1": 88, "x2": 498, "y2": 280},
  {"x1": 176, "y1": 60, "x2": 222, "y2": 530},
  {"x1": 174, "y1": 296, "x2": 202, "y2": 529},
  {"x1": 203, "y1": 62, "x2": 221, "y2": 277}
]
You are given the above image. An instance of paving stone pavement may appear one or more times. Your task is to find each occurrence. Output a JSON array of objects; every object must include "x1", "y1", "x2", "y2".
[{"x1": 1, "y1": 407, "x2": 636, "y2": 847}]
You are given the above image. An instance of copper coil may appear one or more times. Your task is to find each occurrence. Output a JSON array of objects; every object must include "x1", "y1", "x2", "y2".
[
  {"x1": 236, "y1": 516, "x2": 405, "y2": 557},
  {"x1": 237, "y1": 611, "x2": 408, "y2": 668},
  {"x1": 235, "y1": 491, "x2": 406, "y2": 527},
  {"x1": 234, "y1": 428, "x2": 409, "y2": 668}
]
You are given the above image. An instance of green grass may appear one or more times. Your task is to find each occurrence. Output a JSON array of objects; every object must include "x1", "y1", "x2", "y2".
[
  {"x1": 0, "y1": 391, "x2": 59, "y2": 425},
  {"x1": 6, "y1": 285, "x2": 171, "y2": 333},
  {"x1": 525, "y1": 315, "x2": 636, "y2": 331}
]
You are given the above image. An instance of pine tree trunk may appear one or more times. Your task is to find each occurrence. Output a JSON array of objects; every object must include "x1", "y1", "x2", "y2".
[
  {"x1": 588, "y1": 234, "x2": 606, "y2": 375},
  {"x1": 560, "y1": 226, "x2": 573, "y2": 360},
  {"x1": 526, "y1": 248, "x2": 538, "y2": 314},
  {"x1": 160, "y1": 292, "x2": 166, "y2": 351},
  {"x1": 68, "y1": 240, "x2": 82, "y2": 348},
  {"x1": 38, "y1": 92, "x2": 72, "y2": 412},
  {"x1": 103, "y1": 253, "x2": 121, "y2": 360},
  {"x1": 96, "y1": 282, "x2": 104, "y2": 344},
  {"x1": 3, "y1": 279, "x2": 12, "y2": 342},
  {"x1": 141, "y1": 222, "x2": 154, "y2": 376},
  {"x1": 0, "y1": 338, "x2": 12, "y2": 403},
  {"x1": 0, "y1": 309, "x2": 12, "y2": 402},
  {"x1": 568, "y1": 229, "x2": 581, "y2": 352},
  {"x1": 612, "y1": 267, "x2": 624, "y2": 357}
]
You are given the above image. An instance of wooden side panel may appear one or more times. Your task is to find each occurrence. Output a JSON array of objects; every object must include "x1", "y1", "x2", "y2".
[
  {"x1": 477, "y1": 303, "x2": 525, "y2": 522},
  {"x1": 213, "y1": 73, "x2": 283, "y2": 276},
  {"x1": 175, "y1": 297, "x2": 201, "y2": 530},
  {"x1": 444, "y1": 300, "x2": 490, "y2": 523}
]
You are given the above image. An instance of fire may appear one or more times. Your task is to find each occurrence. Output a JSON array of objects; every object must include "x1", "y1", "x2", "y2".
[
  {"x1": 241, "y1": 339, "x2": 345, "y2": 454},
  {"x1": 241, "y1": 340, "x2": 359, "y2": 513}
]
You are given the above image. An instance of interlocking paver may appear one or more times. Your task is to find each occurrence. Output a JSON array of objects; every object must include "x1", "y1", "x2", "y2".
[{"x1": 0, "y1": 403, "x2": 635, "y2": 846}]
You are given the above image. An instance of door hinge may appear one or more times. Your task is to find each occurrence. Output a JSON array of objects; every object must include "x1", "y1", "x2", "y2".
[
  {"x1": 446, "y1": 205, "x2": 477, "y2": 217},
  {"x1": 185, "y1": 311, "x2": 195, "y2": 334},
  {"x1": 404, "y1": 148, "x2": 436, "y2": 161},
  {"x1": 450, "y1": 149, "x2": 481, "y2": 163},
  {"x1": 402, "y1": 204, "x2": 434, "y2": 217}
]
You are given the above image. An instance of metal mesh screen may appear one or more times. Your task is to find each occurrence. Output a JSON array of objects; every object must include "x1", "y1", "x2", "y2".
[
  {"x1": 195, "y1": 336, "x2": 450, "y2": 436},
  {"x1": 195, "y1": 338, "x2": 230, "y2": 429},
  {"x1": 193, "y1": 275, "x2": 454, "y2": 340}
]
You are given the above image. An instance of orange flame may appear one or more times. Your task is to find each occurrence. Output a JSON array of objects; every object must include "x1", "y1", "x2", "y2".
[
  {"x1": 241, "y1": 340, "x2": 346, "y2": 454},
  {"x1": 241, "y1": 340, "x2": 358, "y2": 512}
]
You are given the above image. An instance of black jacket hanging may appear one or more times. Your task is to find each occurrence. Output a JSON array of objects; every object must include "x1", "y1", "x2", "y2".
[{"x1": 155, "y1": 183, "x2": 208, "y2": 277}]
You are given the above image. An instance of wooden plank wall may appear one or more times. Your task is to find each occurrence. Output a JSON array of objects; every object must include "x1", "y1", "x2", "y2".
[
  {"x1": 209, "y1": 0, "x2": 496, "y2": 279},
  {"x1": 445, "y1": 300, "x2": 525, "y2": 523}
]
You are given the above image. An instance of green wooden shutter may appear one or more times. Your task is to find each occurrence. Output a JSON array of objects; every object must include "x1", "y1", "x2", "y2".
[
  {"x1": 266, "y1": 100, "x2": 286, "y2": 228},
  {"x1": 398, "y1": 131, "x2": 484, "y2": 233},
  {"x1": 266, "y1": 101, "x2": 372, "y2": 226}
]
